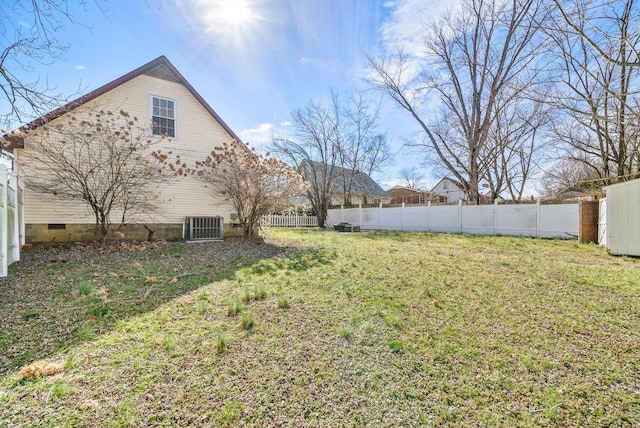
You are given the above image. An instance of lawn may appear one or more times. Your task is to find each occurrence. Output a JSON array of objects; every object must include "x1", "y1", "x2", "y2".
[{"x1": 0, "y1": 229, "x2": 638, "y2": 427}]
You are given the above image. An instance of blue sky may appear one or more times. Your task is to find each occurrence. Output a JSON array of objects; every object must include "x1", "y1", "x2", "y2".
[{"x1": 4, "y1": 0, "x2": 454, "y2": 189}]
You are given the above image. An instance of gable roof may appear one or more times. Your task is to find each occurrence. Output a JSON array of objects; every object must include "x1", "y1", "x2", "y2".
[
  {"x1": 302, "y1": 160, "x2": 390, "y2": 198},
  {"x1": 431, "y1": 176, "x2": 465, "y2": 192},
  {"x1": 4, "y1": 56, "x2": 241, "y2": 150}
]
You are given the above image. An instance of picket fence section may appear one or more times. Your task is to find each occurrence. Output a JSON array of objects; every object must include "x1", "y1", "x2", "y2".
[
  {"x1": 261, "y1": 214, "x2": 318, "y2": 228},
  {"x1": 0, "y1": 165, "x2": 25, "y2": 277},
  {"x1": 327, "y1": 200, "x2": 579, "y2": 239}
]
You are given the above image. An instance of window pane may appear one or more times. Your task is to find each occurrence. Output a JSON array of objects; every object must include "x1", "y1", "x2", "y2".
[
  {"x1": 151, "y1": 116, "x2": 159, "y2": 134},
  {"x1": 151, "y1": 97, "x2": 176, "y2": 137}
]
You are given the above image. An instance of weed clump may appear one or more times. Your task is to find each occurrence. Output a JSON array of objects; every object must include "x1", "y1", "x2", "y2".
[
  {"x1": 225, "y1": 296, "x2": 243, "y2": 316},
  {"x1": 241, "y1": 312, "x2": 255, "y2": 331},
  {"x1": 253, "y1": 285, "x2": 267, "y2": 300},
  {"x1": 388, "y1": 340, "x2": 405, "y2": 353},
  {"x1": 216, "y1": 331, "x2": 232, "y2": 354},
  {"x1": 277, "y1": 296, "x2": 290, "y2": 309}
]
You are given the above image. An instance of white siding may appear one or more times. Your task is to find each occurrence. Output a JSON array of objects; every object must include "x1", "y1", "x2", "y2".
[
  {"x1": 17, "y1": 74, "x2": 237, "y2": 224},
  {"x1": 431, "y1": 178, "x2": 466, "y2": 203},
  {"x1": 604, "y1": 179, "x2": 640, "y2": 256}
]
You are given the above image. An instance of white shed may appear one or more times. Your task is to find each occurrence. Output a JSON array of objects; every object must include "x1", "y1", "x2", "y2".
[{"x1": 603, "y1": 179, "x2": 640, "y2": 256}]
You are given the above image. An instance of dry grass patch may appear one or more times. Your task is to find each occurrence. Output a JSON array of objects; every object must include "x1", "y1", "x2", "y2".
[{"x1": 18, "y1": 360, "x2": 65, "y2": 380}]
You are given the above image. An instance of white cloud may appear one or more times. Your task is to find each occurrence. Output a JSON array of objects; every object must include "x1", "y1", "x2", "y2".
[
  {"x1": 280, "y1": 121, "x2": 292, "y2": 127},
  {"x1": 298, "y1": 56, "x2": 312, "y2": 66},
  {"x1": 380, "y1": 0, "x2": 458, "y2": 57},
  {"x1": 76, "y1": 65, "x2": 87, "y2": 70},
  {"x1": 241, "y1": 123, "x2": 273, "y2": 135}
]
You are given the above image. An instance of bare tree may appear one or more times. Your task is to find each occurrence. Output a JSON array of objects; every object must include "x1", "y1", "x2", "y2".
[
  {"x1": 22, "y1": 109, "x2": 167, "y2": 243},
  {"x1": 189, "y1": 141, "x2": 304, "y2": 238},
  {"x1": 546, "y1": 0, "x2": 640, "y2": 183},
  {"x1": 552, "y1": 0, "x2": 640, "y2": 67},
  {"x1": 272, "y1": 89, "x2": 391, "y2": 225},
  {"x1": 0, "y1": 1, "x2": 100, "y2": 128},
  {"x1": 368, "y1": 0, "x2": 547, "y2": 204},
  {"x1": 483, "y1": 96, "x2": 550, "y2": 202},
  {"x1": 335, "y1": 91, "x2": 392, "y2": 204},
  {"x1": 398, "y1": 166, "x2": 424, "y2": 189},
  {"x1": 272, "y1": 99, "x2": 339, "y2": 228},
  {"x1": 538, "y1": 158, "x2": 600, "y2": 197}
]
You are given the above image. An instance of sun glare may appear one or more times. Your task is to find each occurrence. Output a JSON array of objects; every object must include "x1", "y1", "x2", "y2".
[
  {"x1": 220, "y1": 0, "x2": 252, "y2": 24},
  {"x1": 184, "y1": 0, "x2": 268, "y2": 57}
]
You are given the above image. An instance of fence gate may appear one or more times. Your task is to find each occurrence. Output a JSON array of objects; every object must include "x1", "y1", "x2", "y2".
[{"x1": 184, "y1": 216, "x2": 223, "y2": 241}]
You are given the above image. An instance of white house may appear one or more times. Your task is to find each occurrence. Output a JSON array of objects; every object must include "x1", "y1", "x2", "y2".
[
  {"x1": 431, "y1": 177, "x2": 467, "y2": 203},
  {"x1": 6, "y1": 56, "x2": 244, "y2": 242}
]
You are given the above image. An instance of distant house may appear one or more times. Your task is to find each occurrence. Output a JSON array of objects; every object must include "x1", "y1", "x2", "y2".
[
  {"x1": 555, "y1": 186, "x2": 600, "y2": 202},
  {"x1": 386, "y1": 186, "x2": 444, "y2": 204},
  {"x1": 431, "y1": 177, "x2": 467, "y2": 203},
  {"x1": 6, "y1": 56, "x2": 244, "y2": 242},
  {"x1": 300, "y1": 161, "x2": 391, "y2": 206}
]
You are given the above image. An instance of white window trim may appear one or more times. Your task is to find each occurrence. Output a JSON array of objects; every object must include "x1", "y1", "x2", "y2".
[{"x1": 150, "y1": 95, "x2": 177, "y2": 139}]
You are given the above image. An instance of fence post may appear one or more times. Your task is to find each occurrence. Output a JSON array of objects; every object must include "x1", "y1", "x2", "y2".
[
  {"x1": 401, "y1": 202, "x2": 405, "y2": 231},
  {"x1": 536, "y1": 198, "x2": 541, "y2": 237},
  {"x1": 379, "y1": 202, "x2": 383, "y2": 229},
  {"x1": 18, "y1": 176, "x2": 25, "y2": 247},
  {"x1": 8, "y1": 172, "x2": 19, "y2": 263},
  {"x1": 358, "y1": 203, "x2": 362, "y2": 226},
  {"x1": 0, "y1": 166, "x2": 7, "y2": 277},
  {"x1": 494, "y1": 199, "x2": 499, "y2": 235},
  {"x1": 427, "y1": 201, "x2": 431, "y2": 232},
  {"x1": 340, "y1": 205, "x2": 344, "y2": 223},
  {"x1": 458, "y1": 200, "x2": 463, "y2": 233}
]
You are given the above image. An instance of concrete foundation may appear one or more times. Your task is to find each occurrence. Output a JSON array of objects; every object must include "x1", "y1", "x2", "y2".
[{"x1": 25, "y1": 222, "x2": 245, "y2": 243}]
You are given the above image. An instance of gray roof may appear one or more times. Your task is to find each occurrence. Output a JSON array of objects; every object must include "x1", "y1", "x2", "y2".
[
  {"x1": 348, "y1": 169, "x2": 390, "y2": 198},
  {"x1": 302, "y1": 160, "x2": 390, "y2": 198}
]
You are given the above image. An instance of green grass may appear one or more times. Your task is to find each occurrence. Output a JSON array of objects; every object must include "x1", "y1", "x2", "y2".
[
  {"x1": 241, "y1": 311, "x2": 255, "y2": 331},
  {"x1": 1, "y1": 229, "x2": 639, "y2": 427}
]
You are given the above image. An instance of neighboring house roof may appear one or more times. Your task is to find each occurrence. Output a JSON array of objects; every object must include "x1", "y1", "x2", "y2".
[
  {"x1": 301, "y1": 160, "x2": 390, "y2": 198},
  {"x1": 3, "y1": 55, "x2": 241, "y2": 150},
  {"x1": 387, "y1": 186, "x2": 426, "y2": 193},
  {"x1": 350, "y1": 170, "x2": 390, "y2": 199},
  {"x1": 431, "y1": 176, "x2": 465, "y2": 193},
  {"x1": 556, "y1": 186, "x2": 587, "y2": 197}
]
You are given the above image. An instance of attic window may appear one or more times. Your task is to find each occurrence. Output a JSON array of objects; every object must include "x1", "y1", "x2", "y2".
[{"x1": 151, "y1": 96, "x2": 176, "y2": 138}]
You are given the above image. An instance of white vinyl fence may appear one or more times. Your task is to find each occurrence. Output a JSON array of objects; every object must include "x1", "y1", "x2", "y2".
[
  {"x1": 327, "y1": 200, "x2": 579, "y2": 239},
  {"x1": 261, "y1": 214, "x2": 318, "y2": 228},
  {"x1": 0, "y1": 164, "x2": 25, "y2": 277}
]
